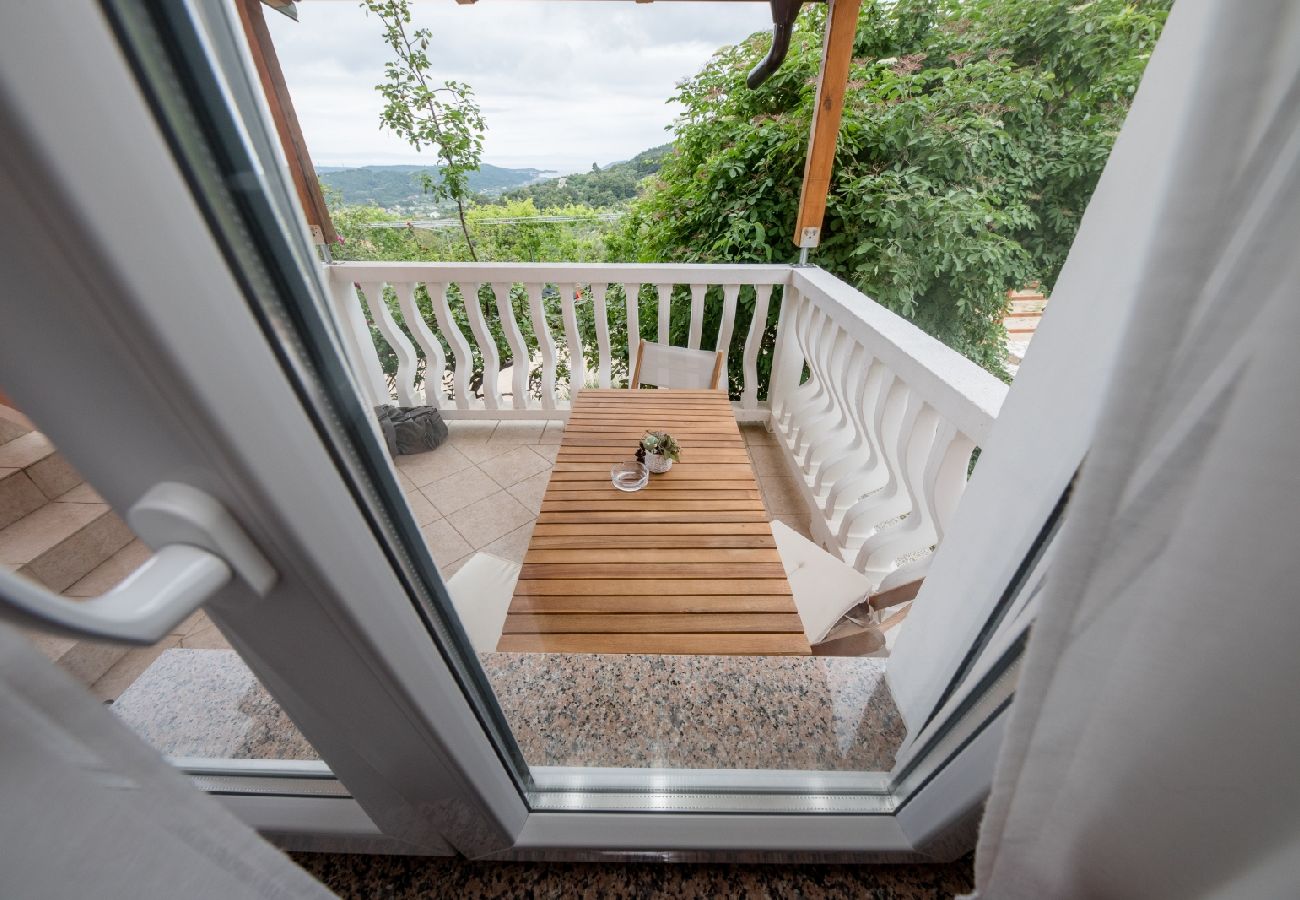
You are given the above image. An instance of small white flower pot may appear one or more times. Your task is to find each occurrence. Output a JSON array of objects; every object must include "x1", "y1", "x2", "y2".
[{"x1": 645, "y1": 453, "x2": 673, "y2": 474}]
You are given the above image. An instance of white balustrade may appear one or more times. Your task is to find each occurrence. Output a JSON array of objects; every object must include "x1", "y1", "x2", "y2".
[{"x1": 326, "y1": 262, "x2": 1006, "y2": 598}]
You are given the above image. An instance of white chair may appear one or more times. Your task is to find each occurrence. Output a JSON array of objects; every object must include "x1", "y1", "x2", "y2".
[
  {"x1": 770, "y1": 519, "x2": 886, "y2": 656},
  {"x1": 631, "y1": 339, "x2": 725, "y2": 390},
  {"x1": 445, "y1": 553, "x2": 521, "y2": 653}
]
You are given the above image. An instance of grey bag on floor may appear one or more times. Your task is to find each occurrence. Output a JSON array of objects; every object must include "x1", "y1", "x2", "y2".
[{"x1": 375, "y1": 405, "x2": 448, "y2": 456}]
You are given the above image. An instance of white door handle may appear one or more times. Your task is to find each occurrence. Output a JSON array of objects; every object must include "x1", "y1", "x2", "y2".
[{"x1": 0, "y1": 482, "x2": 275, "y2": 644}]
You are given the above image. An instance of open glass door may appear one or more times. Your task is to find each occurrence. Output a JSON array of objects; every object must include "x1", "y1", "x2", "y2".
[{"x1": 1, "y1": 0, "x2": 1155, "y2": 860}]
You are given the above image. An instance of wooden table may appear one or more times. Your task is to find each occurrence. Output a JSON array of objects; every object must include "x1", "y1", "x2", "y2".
[{"x1": 497, "y1": 389, "x2": 811, "y2": 656}]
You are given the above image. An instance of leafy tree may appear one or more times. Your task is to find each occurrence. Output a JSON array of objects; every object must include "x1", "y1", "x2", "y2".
[
  {"x1": 616, "y1": 0, "x2": 1169, "y2": 378},
  {"x1": 363, "y1": 0, "x2": 486, "y2": 259}
]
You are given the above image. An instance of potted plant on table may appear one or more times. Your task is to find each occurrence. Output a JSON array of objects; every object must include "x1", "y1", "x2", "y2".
[{"x1": 637, "y1": 430, "x2": 681, "y2": 474}]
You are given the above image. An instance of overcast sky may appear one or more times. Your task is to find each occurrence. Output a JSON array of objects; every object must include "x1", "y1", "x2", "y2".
[{"x1": 267, "y1": 1, "x2": 771, "y2": 174}]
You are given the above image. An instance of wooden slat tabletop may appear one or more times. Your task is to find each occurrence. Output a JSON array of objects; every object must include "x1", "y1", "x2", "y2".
[{"x1": 498, "y1": 389, "x2": 810, "y2": 656}]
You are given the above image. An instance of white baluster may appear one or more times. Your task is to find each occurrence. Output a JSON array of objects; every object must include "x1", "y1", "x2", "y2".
[
  {"x1": 802, "y1": 338, "x2": 863, "y2": 481},
  {"x1": 655, "y1": 283, "x2": 672, "y2": 345},
  {"x1": 714, "y1": 283, "x2": 740, "y2": 392},
  {"x1": 327, "y1": 277, "x2": 388, "y2": 407},
  {"x1": 428, "y1": 281, "x2": 473, "y2": 409},
  {"x1": 394, "y1": 282, "x2": 447, "y2": 408},
  {"x1": 623, "y1": 282, "x2": 641, "y2": 386},
  {"x1": 456, "y1": 281, "x2": 502, "y2": 410},
  {"x1": 592, "y1": 283, "x2": 612, "y2": 388},
  {"x1": 768, "y1": 287, "x2": 807, "y2": 432},
  {"x1": 786, "y1": 306, "x2": 832, "y2": 451},
  {"x1": 490, "y1": 282, "x2": 531, "y2": 410},
  {"x1": 740, "y1": 283, "x2": 773, "y2": 410},
  {"x1": 814, "y1": 352, "x2": 878, "y2": 499},
  {"x1": 793, "y1": 323, "x2": 849, "y2": 467},
  {"x1": 359, "y1": 281, "x2": 418, "y2": 407},
  {"x1": 823, "y1": 363, "x2": 893, "y2": 524},
  {"x1": 873, "y1": 422, "x2": 975, "y2": 593},
  {"x1": 687, "y1": 283, "x2": 707, "y2": 350},
  {"x1": 560, "y1": 282, "x2": 586, "y2": 394},
  {"x1": 525, "y1": 282, "x2": 558, "y2": 410},
  {"x1": 832, "y1": 378, "x2": 910, "y2": 546},
  {"x1": 840, "y1": 389, "x2": 931, "y2": 560}
]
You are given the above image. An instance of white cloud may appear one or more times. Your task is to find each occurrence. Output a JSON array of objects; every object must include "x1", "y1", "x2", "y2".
[{"x1": 268, "y1": 1, "x2": 770, "y2": 173}]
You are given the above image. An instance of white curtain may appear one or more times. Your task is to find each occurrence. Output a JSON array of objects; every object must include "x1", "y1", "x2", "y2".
[
  {"x1": 0, "y1": 623, "x2": 332, "y2": 899},
  {"x1": 970, "y1": 1, "x2": 1300, "y2": 897}
]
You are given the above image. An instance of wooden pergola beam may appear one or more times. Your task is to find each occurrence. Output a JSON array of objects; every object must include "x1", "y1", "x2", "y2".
[
  {"x1": 792, "y1": 0, "x2": 860, "y2": 250},
  {"x1": 235, "y1": 0, "x2": 337, "y2": 246}
]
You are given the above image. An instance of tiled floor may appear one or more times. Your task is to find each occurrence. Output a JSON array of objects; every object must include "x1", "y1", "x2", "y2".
[
  {"x1": 399, "y1": 419, "x2": 814, "y2": 580},
  {"x1": 99, "y1": 418, "x2": 811, "y2": 704}
]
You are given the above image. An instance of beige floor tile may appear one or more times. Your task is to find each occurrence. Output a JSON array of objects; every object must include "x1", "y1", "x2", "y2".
[
  {"x1": 421, "y1": 466, "x2": 501, "y2": 516},
  {"x1": 529, "y1": 444, "x2": 560, "y2": 463},
  {"x1": 742, "y1": 424, "x2": 780, "y2": 449},
  {"x1": 439, "y1": 553, "x2": 472, "y2": 579},
  {"x1": 487, "y1": 421, "x2": 546, "y2": 444},
  {"x1": 394, "y1": 444, "x2": 472, "y2": 487},
  {"x1": 91, "y1": 636, "x2": 180, "y2": 703},
  {"x1": 447, "y1": 490, "x2": 534, "y2": 549},
  {"x1": 760, "y1": 475, "x2": 808, "y2": 516},
  {"x1": 747, "y1": 446, "x2": 791, "y2": 476},
  {"x1": 539, "y1": 420, "x2": 566, "y2": 444},
  {"x1": 481, "y1": 521, "x2": 535, "y2": 564},
  {"x1": 395, "y1": 468, "x2": 418, "y2": 493},
  {"x1": 402, "y1": 489, "x2": 442, "y2": 526},
  {"x1": 445, "y1": 421, "x2": 497, "y2": 442},
  {"x1": 54, "y1": 482, "x2": 103, "y2": 504},
  {"x1": 477, "y1": 445, "x2": 551, "y2": 488},
  {"x1": 420, "y1": 518, "x2": 473, "y2": 568},
  {"x1": 505, "y1": 469, "x2": 551, "y2": 514},
  {"x1": 451, "y1": 439, "x2": 517, "y2": 464}
]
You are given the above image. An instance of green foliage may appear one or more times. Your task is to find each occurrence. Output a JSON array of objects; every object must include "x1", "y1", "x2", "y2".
[
  {"x1": 639, "y1": 430, "x2": 682, "y2": 462},
  {"x1": 617, "y1": 0, "x2": 1169, "y2": 377},
  {"x1": 503, "y1": 145, "x2": 671, "y2": 209},
  {"x1": 318, "y1": 164, "x2": 550, "y2": 213},
  {"x1": 363, "y1": 0, "x2": 486, "y2": 258}
]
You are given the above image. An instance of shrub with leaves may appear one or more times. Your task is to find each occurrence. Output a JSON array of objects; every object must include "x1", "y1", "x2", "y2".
[{"x1": 615, "y1": 0, "x2": 1170, "y2": 378}]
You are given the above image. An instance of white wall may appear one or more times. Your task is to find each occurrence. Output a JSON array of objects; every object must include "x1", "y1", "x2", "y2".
[{"x1": 885, "y1": 4, "x2": 1214, "y2": 736}]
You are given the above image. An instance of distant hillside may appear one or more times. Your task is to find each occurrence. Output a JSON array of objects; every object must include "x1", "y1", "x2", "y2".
[
  {"x1": 503, "y1": 144, "x2": 672, "y2": 208},
  {"x1": 319, "y1": 163, "x2": 552, "y2": 211}
]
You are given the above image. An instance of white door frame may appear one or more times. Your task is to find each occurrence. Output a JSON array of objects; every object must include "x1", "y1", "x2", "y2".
[{"x1": 0, "y1": 0, "x2": 1029, "y2": 860}]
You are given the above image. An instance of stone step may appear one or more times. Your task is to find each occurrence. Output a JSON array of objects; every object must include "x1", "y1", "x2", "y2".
[
  {"x1": 0, "y1": 404, "x2": 33, "y2": 445},
  {"x1": 0, "y1": 466, "x2": 47, "y2": 531},
  {"x1": 0, "y1": 431, "x2": 82, "y2": 500},
  {"x1": 22, "y1": 540, "x2": 155, "y2": 687},
  {"x1": 0, "y1": 498, "x2": 133, "y2": 593}
]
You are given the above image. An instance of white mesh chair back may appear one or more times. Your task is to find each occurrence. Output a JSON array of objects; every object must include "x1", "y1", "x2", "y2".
[{"x1": 631, "y1": 340, "x2": 724, "y2": 390}]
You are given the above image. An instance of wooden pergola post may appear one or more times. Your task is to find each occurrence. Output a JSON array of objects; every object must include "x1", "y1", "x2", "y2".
[
  {"x1": 234, "y1": 0, "x2": 338, "y2": 247},
  {"x1": 792, "y1": 0, "x2": 861, "y2": 254}
]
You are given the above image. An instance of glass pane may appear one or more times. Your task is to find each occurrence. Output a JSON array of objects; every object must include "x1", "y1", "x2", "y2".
[{"x1": 0, "y1": 401, "x2": 319, "y2": 764}]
